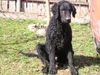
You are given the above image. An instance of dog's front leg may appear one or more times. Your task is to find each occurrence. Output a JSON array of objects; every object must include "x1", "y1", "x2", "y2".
[
  {"x1": 49, "y1": 49, "x2": 57, "y2": 75},
  {"x1": 67, "y1": 51, "x2": 78, "y2": 75}
]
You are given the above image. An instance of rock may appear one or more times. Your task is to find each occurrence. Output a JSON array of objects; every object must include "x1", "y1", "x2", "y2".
[
  {"x1": 36, "y1": 28, "x2": 46, "y2": 35},
  {"x1": 28, "y1": 24, "x2": 46, "y2": 35},
  {"x1": 28, "y1": 24, "x2": 36, "y2": 32}
]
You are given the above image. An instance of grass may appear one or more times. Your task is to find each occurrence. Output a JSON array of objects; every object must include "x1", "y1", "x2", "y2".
[{"x1": 0, "y1": 18, "x2": 100, "y2": 75}]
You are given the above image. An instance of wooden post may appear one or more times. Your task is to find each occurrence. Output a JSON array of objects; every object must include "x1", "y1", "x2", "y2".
[
  {"x1": 46, "y1": 0, "x2": 50, "y2": 24},
  {"x1": 0, "y1": 0, "x2": 2, "y2": 10},
  {"x1": 88, "y1": 0, "x2": 90, "y2": 9},
  {"x1": 16, "y1": 0, "x2": 21, "y2": 12},
  {"x1": 7, "y1": 0, "x2": 9, "y2": 11}
]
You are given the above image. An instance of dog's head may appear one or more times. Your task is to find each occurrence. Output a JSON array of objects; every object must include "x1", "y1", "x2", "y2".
[{"x1": 51, "y1": 1, "x2": 76, "y2": 23}]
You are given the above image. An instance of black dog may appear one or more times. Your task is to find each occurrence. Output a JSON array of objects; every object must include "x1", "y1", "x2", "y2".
[{"x1": 19, "y1": 1, "x2": 78, "y2": 75}]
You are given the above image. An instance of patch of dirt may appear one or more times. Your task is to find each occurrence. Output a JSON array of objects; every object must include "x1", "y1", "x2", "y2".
[{"x1": 57, "y1": 69, "x2": 70, "y2": 75}]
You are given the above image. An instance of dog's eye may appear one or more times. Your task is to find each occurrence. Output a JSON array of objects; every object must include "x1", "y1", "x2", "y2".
[{"x1": 68, "y1": 7, "x2": 72, "y2": 11}]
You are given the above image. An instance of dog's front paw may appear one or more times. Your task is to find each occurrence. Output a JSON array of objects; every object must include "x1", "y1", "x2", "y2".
[
  {"x1": 71, "y1": 69, "x2": 78, "y2": 75},
  {"x1": 42, "y1": 67, "x2": 49, "y2": 74},
  {"x1": 49, "y1": 68, "x2": 57, "y2": 75}
]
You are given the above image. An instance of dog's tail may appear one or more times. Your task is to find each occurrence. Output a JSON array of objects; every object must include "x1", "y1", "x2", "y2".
[{"x1": 19, "y1": 51, "x2": 39, "y2": 58}]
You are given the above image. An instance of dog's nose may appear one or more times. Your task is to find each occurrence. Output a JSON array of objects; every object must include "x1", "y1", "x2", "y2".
[
  {"x1": 66, "y1": 18, "x2": 71, "y2": 20},
  {"x1": 66, "y1": 18, "x2": 71, "y2": 23}
]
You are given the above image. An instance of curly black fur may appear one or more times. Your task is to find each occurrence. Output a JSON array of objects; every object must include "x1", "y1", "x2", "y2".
[{"x1": 20, "y1": 1, "x2": 78, "y2": 75}]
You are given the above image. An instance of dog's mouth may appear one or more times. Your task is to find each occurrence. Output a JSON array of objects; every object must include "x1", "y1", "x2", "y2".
[
  {"x1": 62, "y1": 19, "x2": 71, "y2": 24},
  {"x1": 66, "y1": 19, "x2": 71, "y2": 23}
]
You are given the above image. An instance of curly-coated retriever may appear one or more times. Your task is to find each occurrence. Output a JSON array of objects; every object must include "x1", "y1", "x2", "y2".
[{"x1": 19, "y1": 1, "x2": 78, "y2": 75}]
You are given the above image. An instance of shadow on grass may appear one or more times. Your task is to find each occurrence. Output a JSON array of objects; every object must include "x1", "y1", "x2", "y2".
[
  {"x1": 58, "y1": 55, "x2": 100, "y2": 70},
  {"x1": 74, "y1": 55, "x2": 100, "y2": 69}
]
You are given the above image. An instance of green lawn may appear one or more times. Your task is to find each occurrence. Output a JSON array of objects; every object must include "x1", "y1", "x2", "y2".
[{"x1": 0, "y1": 18, "x2": 100, "y2": 75}]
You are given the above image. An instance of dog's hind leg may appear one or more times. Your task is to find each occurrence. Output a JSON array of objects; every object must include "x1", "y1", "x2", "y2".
[{"x1": 36, "y1": 44, "x2": 49, "y2": 74}]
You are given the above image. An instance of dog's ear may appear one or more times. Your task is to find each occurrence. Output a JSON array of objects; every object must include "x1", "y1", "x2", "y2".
[
  {"x1": 51, "y1": 3, "x2": 59, "y2": 19},
  {"x1": 71, "y1": 4, "x2": 76, "y2": 17}
]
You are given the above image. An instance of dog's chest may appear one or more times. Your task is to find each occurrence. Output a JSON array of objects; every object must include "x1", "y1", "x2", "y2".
[
  {"x1": 46, "y1": 23, "x2": 72, "y2": 48},
  {"x1": 55, "y1": 26, "x2": 70, "y2": 48}
]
